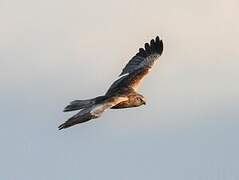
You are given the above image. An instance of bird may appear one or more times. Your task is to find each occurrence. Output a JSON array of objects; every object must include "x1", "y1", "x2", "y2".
[{"x1": 58, "y1": 36, "x2": 163, "y2": 130}]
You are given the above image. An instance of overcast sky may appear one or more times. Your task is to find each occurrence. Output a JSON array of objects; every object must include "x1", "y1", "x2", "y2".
[{"x1": 1, "y1": 0, "x2": 239, "y2": 179}]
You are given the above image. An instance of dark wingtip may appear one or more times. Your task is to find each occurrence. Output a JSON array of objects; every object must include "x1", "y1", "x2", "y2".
[
  {"x1": 119, "y1": 36, "x2": 163, "y2": 76},
  {"x1": 58, "y1": 123, "x2": 69, "y2": 130},
  {"x1": 156, "y1": 36, "x2": 160, "y2": 42},
  {"x1": 58, "y1": 122, "x2": 69, "y2": 130},
  {"x1": 150, "y1": 39, "x2": 155, "y2": 47},
  {"x1": 144, "y1": 43, "x2": 151, "y2": 55},
  {"x1": 136, "y1": 48, "x2": 147, "y2": 57},
  {"x1": 58, "y1": 125, "x2": 64, "y2": 130},
  {"x1": 144, "y1": 42, "x2": 150, "y2": 49},
  {"x1": 136, "y1": 36, "x2": 163, "y2": 57},
  {"x1": 154, "y1": 36, "x2": 163, "y2": 55}
]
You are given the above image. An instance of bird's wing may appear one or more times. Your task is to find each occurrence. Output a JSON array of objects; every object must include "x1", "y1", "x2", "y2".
[
  {"x1": 120, "y1": 36, "x2": 163, "y2": 76},
  {"x1": 58, "y1": 96, "x2": 128, "y2": 129},
  {"x1": 106, "y1": 36, "x2": 163, "y2": 95}
]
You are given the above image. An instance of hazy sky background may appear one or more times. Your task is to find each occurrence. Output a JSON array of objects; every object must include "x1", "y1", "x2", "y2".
[{"x1": 1, "y1": 0, "x2": 239, "y2": 179}]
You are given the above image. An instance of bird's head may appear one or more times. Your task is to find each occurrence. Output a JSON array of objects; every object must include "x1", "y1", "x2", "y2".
[{"x1": 135, "y1": 94, "x2": 146, "y2": 106}]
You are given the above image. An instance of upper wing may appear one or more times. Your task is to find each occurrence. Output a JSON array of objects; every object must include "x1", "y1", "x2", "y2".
[
  {"x1": 58, "y1": 96, "x2": 128, "y2": 130},
  {"x1": 106, "y1": 36, "x2": 163, "y2": 95},
  {"x1": 120, "y1": 36, "x2": 163, "y2": 76}
]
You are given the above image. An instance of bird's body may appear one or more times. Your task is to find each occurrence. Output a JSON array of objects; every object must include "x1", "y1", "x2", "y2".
[{"x1": 59, "y1": 36, "x2": 163, "y2": 130}]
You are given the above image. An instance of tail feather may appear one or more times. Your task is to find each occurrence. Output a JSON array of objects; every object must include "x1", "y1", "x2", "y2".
[
  {"x1": 63, "y1": 96, "x2": 107, "y2": 112},
  {"x1": 63, "y1": 99, "x2": 94, "y2": 112}
]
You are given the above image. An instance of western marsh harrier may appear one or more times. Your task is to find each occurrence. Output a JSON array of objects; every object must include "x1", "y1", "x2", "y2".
[{"x1": 59, "y1": 36, "x2": 163, "y2": 130}]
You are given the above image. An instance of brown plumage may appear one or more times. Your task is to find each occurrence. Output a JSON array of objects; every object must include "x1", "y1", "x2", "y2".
[{"x1": 59, "y1": 36, "x2": 163, "y2": 130}]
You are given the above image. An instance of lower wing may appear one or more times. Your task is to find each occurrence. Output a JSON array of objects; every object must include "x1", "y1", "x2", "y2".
[{"x1": 58, "y1": 96, "x2": 128, "y2": 130}]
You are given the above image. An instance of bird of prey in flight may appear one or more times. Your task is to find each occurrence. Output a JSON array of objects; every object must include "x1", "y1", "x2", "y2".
[{"x1": 59, "y1": 36, "x2": 163, "y2": 130}]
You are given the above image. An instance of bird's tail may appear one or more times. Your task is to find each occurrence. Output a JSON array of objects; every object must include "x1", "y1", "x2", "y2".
[
  {"x1": 59, "y1": 96, "x2": 108, "y2": 130},
  {"x1": 63, "y1": 99, "x2": 93, "y2": 112},
  {"x1": 63, "y1": 96, "x2": 106, "y2": 112}
]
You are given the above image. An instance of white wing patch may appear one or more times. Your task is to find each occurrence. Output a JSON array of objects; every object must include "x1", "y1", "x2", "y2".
[{"x1": 116, "y1": 72, "x2": 129, "y2": 80}]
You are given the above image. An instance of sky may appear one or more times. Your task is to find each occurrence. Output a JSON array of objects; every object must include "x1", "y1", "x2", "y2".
[{"x1": 0, "y1": 0, "x2": 239, "y2": 179}]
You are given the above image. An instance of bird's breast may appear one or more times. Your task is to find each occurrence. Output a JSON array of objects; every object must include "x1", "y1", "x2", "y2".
[{"x1": 111, "y1": 98, "x2": 139, "y2": 109}]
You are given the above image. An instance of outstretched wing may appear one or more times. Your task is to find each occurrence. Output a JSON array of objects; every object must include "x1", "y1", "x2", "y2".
[
  {"x1": 106, "y1": 36, "x2": 163, "y2": 95},
  {"x1": 58, "y1": 96, "x2": 128, "y2": 130},
  {"x1": 120, "y1": 36, "x2": 163, "y2": 76}
]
